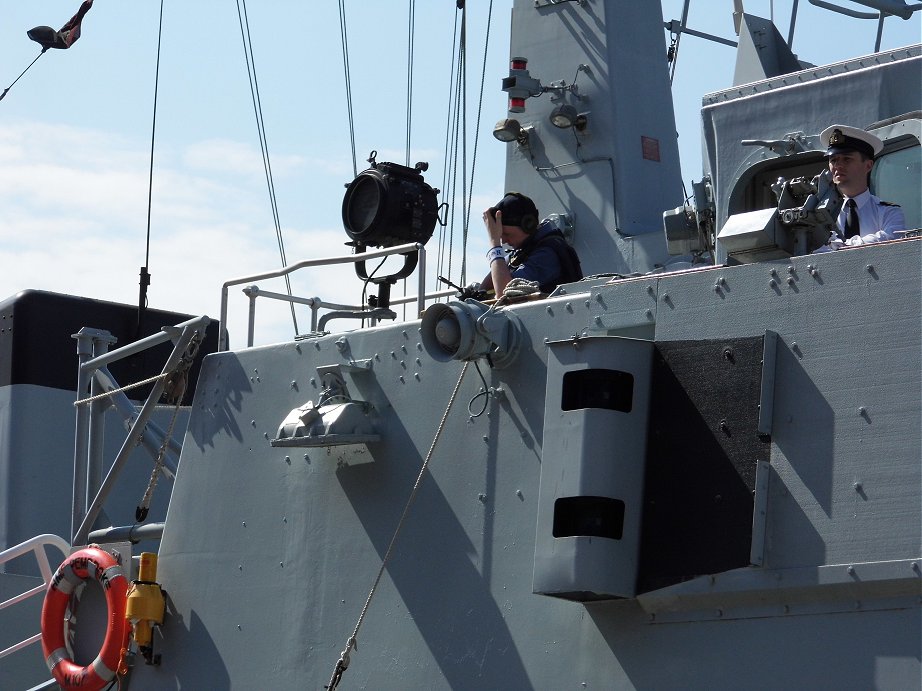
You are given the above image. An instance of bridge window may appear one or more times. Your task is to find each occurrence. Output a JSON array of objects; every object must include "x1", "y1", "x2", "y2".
[{"x1": 872, "y1": 142, "x2": 921, "y2": 231}]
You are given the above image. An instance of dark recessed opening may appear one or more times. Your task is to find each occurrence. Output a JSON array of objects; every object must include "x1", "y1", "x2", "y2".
[
  {"x1": 561, "y1": 368, "x2": 634, "y2": 412},
  {"x1": 553, "y1": 496, "x2": 625, "y2": 540}
]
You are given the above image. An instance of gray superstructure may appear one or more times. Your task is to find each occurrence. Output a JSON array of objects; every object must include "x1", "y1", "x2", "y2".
[{"x1": 2, "y1": 2, "x2": 920, "y2": 689}]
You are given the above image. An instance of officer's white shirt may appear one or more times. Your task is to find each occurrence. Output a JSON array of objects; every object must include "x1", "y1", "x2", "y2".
[{"x1": 835, "y1": 188, "x2": 906, "y2": 246}]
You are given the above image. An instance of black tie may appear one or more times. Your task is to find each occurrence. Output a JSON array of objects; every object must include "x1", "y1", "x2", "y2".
[{"x1": 844, "y1": 198, "x2": 860, "y2": 239}]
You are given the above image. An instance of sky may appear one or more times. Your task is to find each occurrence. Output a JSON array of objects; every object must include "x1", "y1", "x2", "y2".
[{"x1": 0, "y1": 1, "x2": 919, "y2": 349}]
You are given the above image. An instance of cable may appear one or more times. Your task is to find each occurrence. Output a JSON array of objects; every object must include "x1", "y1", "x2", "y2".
[
  {"x1": 668, "y1": 0, "x2": 691, "y2": 85},
  {"x1": 405, "y1": 0, "x2": 416, "y2": 168},
  {"x1": 235, "y1": 0, "x2": 299, "y2": 336},
  {"x1": 0, "y1": 49, "x2": 48, "y2": 103},
  {"x1": 468, "y1": 359, "x2": 492, "y2": 417},
  {"x1": 144, "y1": 0, "x2": 164, "y2": 272},
  {"x1": 436, "y1": 10, "x2": 462, "y2": 287},
  {"x1": 338, "y1": 0, "x2": 358, "y2": 178},
  {"x1": 136, "y1": 0, "x2": 165, "y2": 338},
  {"x1": 459, "y1": 10, "x2": 469, "y2": 286},
  {"x1": 360, "y1": 256, "x2": 389, "y2": 327},
  {"x1": 461, "y1": 0, "x2": 495, "y2": 288}
]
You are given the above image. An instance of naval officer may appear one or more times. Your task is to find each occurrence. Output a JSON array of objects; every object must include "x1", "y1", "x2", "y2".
[{"x1": 818, "y1": 124, "x2": 905, "y2": 250}]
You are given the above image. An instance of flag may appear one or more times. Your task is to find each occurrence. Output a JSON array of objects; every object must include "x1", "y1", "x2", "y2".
[{"x1": 27, "y1": 0, "x2": 94, "y2": 51}]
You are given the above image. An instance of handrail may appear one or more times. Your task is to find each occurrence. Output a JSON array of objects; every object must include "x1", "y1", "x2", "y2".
[
  {"x1": 88, "y1": 522, "x2": 165, "y2": 544},
  {"x1": 72, "y1": 318, "x2": 210, "y2": 546},
  {"x1": 219, "y1": 242, "x2": 426, "y2": 351},
  {"x1": 240, "y1": 286, "x2": 459, "y2": 347},
  {"x1": 809, "y1": 0, "x2": 920, "y2": 21},
  {"x1": 0, "y1": 534, "x2": 71, "y2": 660}
]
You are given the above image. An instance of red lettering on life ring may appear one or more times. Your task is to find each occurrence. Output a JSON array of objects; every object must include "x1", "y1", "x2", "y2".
[{"x1": 40, "y1": 546, "x2": 129, "y2": 691}]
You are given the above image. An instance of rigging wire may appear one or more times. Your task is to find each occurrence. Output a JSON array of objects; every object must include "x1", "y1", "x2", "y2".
[
  {"x1": 435, "y1": 1, "x2": 493, "y2": 291},
  {"x1": 446, "y1": 47, "x2": 466, "y2": 287},
  {"x1": 137, "y1": 0, "x2": 166, "y2": 337},
  {"x1": 668, "y1": 0, "x2": 691, "y2": 85},
  {"x1": 402, "y1": 0, "x2": 416, "y2": 314},
  {"x1": 460, "y1": 0, "x2": 494, "y2": 287},
  {"x1": 235, "y1": 0, "x2": 299, "y2": 336},
  {"x1": 436, "y1": 9, "x2": 462, "y2": 286},
  {"x1": 0, "y1": 49, "x2": 47, "y2": 103},
  {"x1": 337, "y1": 0, "x2": 358, "y2": 178},
  {"x1": 334, "y1": 2, "x2": 493, "y2": 303},
  {"x1": 405, "y1": 0, "x2": 416, "y2": 167},
  {"x1": 443, "y1": 35, "x2": 466, "y2": 287},
  {"x1": 458, "y1": 10, "x2": 469, "y2": 286},
  {"x1": 143, "y1": 0, "x2": 164, "y2": 273}
]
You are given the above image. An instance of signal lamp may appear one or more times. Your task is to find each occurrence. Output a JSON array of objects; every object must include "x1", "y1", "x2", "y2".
[{"x1": 342, "y1": 161, "x2": 439, "y2": 249}]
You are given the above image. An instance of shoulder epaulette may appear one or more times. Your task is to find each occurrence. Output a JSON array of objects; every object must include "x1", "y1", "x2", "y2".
[{"x1": 879, "y1": 200, "x2": 901, "y2": 207}]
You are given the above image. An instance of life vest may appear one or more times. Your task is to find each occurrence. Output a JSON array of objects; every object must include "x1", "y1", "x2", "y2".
[{"x1": 508, "y1": 227, "x2": 583, "y2": 293}]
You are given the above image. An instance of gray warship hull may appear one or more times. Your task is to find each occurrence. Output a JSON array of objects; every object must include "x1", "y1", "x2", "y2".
[
  {"x1": 2, "y1": 1, "x2": 920, "y2": 689},
  {"x1": 147, "y1": 238, "x2": 921, "y2": 689}
]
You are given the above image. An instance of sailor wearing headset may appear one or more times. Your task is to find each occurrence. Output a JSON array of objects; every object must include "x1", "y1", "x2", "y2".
[{"x1": 480, "y1": 192, "x2": 582, "y2": 297}]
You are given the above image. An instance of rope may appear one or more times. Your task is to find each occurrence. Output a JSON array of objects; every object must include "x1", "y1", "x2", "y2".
[
  {"x1": 326, "y1": 361, "x2": 470, "y2": 690},
  {"x1": 500, "y1": 277, "x2": 540, "y2": 300},
  {"x1": 235, "y1": 0, "x2": 299, "y2": 336},
  {"x1": 73, "y1": 373, "x2": 172, "y2": 407},
  {"x1": 135, "y1": 373, "x2": 186, "y2": 521}
]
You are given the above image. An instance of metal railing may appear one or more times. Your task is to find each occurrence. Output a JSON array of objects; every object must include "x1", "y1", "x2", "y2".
[
  {"x1": 220, "y1": 243, "x2": 458, "y2": 351},
  {"x1": 71, "y1": 316, "x2": 211, "y2": 546},
  {"x1": 0, "y1": 534, "x2": 71, "y2": 660},
  {"x1": 237, "y1": 285, "x2": 457, "y2": 348}
]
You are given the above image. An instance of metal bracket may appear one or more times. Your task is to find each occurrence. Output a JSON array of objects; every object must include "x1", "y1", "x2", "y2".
[
  {"x1": 758, "y1": 330, "x2": 778, "y2": 440},
  {"x1": 750, "y1": 460, "x2": 771, "y2": 566},
  {"x1": 535, "y1": 0, "x2": 584, "y2": 8},
  {"x1": 271, "y1": 361, "x2": 380, "y2": 448}
]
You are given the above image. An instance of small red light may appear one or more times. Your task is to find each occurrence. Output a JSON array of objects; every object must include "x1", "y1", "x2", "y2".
[
  {"x1": 509, "y1": 97, "x2": 526, "y2": 113},
  {"x1": 510, "y1": 58, "x2": 527, "y2": 71}
]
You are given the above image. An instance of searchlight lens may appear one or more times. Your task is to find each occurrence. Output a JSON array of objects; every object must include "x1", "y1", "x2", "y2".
[{"x1": 342, "y1": 161, "x2": 439, "y2": 248}]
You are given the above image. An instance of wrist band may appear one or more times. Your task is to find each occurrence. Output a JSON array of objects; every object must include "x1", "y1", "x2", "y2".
[{"x1": 486, "y1": 246, "x2": 505, "y2": 264}]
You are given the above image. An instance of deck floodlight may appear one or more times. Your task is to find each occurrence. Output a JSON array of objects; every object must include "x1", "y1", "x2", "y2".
[
  {"x1": 493, "y1": 118, "x2": 530, "y2": 145},
  {"x1": 549, "y1": 104, "x2": 587, "y2": 131}
]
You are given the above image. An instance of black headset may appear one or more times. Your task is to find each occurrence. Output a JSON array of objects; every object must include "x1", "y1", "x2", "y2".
[{"x1": 497, "y1": 191, "x2": 539, "y2": 234}]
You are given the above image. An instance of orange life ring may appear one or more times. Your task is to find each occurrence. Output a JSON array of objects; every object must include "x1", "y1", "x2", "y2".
[{"x1": 40, "y1": 546, "x2": 129, "y2": 691}]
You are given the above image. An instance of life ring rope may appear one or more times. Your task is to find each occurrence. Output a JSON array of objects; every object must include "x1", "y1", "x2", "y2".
[{"x1": 41, "y1": 546, "x2": 129, "y2": 691}]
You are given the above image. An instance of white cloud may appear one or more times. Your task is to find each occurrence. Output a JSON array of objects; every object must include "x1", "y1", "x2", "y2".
[
  {"x1": 183, "y1": 138, "x2": 304, "y2": 178},
  {"x1": 0, "y1": 99, "x2": 502, "y2": 349},
  {"x1": 0, "y1": 120, "x2": 354, "y2": 345}
]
